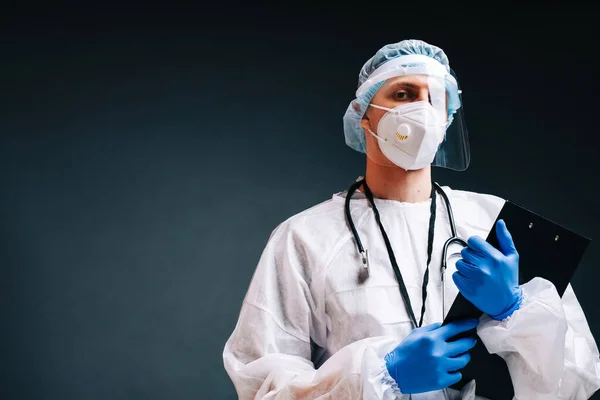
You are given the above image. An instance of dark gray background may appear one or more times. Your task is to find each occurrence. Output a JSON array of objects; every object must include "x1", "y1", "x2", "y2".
[{"x1": 2, "y1": 3, "x2": 598, "y2": 399}]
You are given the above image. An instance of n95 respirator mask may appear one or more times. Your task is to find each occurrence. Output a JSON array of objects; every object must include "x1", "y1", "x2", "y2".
[{"x1": 366, "y1": 101, "x2": 446, "y2": 170}]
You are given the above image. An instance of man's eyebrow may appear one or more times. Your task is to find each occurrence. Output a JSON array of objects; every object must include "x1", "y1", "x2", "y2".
[{"x1": 388, "y1": 81, "x2": 419, "y2": 89}]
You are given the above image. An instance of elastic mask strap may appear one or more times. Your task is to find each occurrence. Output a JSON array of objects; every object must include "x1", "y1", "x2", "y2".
[
  {"x1": 366, "y1": 128, "x2": 411, "y2": 155},
  {"x1": 366, "y1": 128, "x2": 382, "y2": 141},
  {"x1": 369, "y1": 104, "x2": 394, "y2": 113}
]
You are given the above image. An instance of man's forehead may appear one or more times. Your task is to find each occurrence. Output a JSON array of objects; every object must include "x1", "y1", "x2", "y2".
[{"x1": 382, "y1": 74, "x2": 444, "y2": 89}]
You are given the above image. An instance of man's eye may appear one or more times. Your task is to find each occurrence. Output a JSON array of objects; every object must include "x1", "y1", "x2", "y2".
[{"x1": 395, "y1": 92, "x2": 409, "y2": 100}]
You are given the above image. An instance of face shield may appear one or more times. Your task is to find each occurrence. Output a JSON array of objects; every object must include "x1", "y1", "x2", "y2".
[{"x1": 356, "y1": 54, "x2": 470, "y2": 171}]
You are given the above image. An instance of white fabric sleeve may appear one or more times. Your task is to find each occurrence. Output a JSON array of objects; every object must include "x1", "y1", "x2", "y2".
[
  {"x1": 477, "y1": 277, "x2": 600, "y2": 399},
  {"x1": 222, "y1": 222, "x2": 404, "y2": 400}
]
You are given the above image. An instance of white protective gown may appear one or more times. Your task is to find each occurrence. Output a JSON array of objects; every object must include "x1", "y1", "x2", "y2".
[{"x1": 223, "y1": 185, "x2": 600, "y2": 399}]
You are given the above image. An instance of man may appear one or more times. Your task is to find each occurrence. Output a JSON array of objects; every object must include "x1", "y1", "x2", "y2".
[{"x1": 223, "y1": 39, "x2": 600, "y2": 399}]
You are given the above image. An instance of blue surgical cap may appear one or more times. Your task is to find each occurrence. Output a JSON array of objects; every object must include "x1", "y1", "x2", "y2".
[{"x1": 343, "y1": 39, "x2": 458, "y2": 154}]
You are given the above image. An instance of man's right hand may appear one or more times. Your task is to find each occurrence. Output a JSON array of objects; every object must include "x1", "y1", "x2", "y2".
[{"x1": 384, "y1": 319, "x2": 479, "y2": 394}]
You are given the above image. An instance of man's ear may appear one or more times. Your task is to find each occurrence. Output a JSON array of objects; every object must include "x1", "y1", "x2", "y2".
[
  {"x1": 360, "y1": 110, "x2": 370, "y2": 131},
  {"x1": 360, "y1": 119, "x2": 370, "y2": 132}
]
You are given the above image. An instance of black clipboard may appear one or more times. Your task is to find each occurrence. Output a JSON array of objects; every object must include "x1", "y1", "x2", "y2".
[{"x1": 442, "y1": 200, "x2": 591, "y2": 399}]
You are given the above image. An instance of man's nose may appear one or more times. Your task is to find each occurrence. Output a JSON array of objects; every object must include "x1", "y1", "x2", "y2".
[{"x1": 415, "y1": 89, "x2": 431, "y2": 103}]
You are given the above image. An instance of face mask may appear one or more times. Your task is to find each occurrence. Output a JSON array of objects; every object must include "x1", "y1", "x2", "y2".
[{"x1": 366, "y1": 101, "x2": 446, "y2": 170}]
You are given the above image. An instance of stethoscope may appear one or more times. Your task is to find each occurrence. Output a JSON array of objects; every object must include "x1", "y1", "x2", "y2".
[{"x1": 344, "y1": 177, "x2": 467, "y2": 329}]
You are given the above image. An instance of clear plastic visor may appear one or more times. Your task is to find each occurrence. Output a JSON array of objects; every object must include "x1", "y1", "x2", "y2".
[{"x1": 357, "y1": 55, "x2": 470, "y2": 171}]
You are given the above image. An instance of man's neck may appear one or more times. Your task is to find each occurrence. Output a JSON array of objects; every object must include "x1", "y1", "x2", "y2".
[{"x1": 360, "y1": 161, "x2": 432, "y2": 203}]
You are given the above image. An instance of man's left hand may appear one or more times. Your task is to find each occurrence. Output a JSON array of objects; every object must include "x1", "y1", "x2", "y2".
[{"x1": 453, "y1": 219, "x2": 523, "y2": 320}]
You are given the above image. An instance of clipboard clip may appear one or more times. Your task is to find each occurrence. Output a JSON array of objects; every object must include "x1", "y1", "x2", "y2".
[{"x1": 529, "y1": 221, "x2": 560, "y2": 241}]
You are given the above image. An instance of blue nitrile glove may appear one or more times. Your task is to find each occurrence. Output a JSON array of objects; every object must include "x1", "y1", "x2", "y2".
[
  {"x1": 384, "y1": 319, "x2": 479, "y2": 394},
  {"x1": 453, "y1": 219, "x2": 523, "y2": 320}
]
